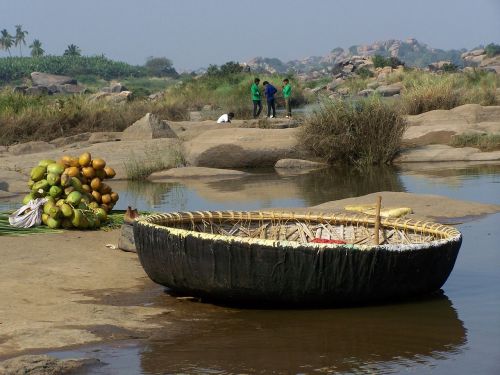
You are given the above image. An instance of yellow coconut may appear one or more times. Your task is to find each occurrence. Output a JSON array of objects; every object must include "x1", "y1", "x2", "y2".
[
  {"x1": 99, "y1": 183, "x2": 112, "y2": 195},
  {"x1": 95, "y1": 169, "x2": 106, "y2": 180},
  {"x1": 68, "y1": 157, "x2": 80, "y2": 167},
  {"x1": 79, "y1": 152, "x2": 92, "y2": 167},
  {"x1": 66, "y1": 166, "x2": 80, "y2": 177},
  {"x1": 92, "y1": 158, "x2": 106, "y2": 170},
  {"x1": 90, "y1": 177, "x2": 102, "y2": 191},
  {"x1": 81, "y1": 184, "x2": 91, "y2": 193},
  {"x1": 101, "y1": 194, "x2": 112, "y2": 204},
  {"x1": 91, "y1": 190, "x2": 102, "y2": 203},
  {"x1": 110, "y1": 192, "x2": 119, "y2": 202},
  {"x1": 81, "y1": 166, "x2": 96, "y2": 179},
  {"x1": 104, "y1": 166, "x2": 116, "y2": 179}
]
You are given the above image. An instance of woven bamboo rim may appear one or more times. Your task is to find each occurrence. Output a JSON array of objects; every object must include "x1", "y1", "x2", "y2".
[{"x1": 137, "y1": 210, "x2": 461, "y2": 240}]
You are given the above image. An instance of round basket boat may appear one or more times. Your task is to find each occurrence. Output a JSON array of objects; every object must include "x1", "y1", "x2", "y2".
[{"x1": 134, "y1": 211, "x2": 462, "y2": 306}]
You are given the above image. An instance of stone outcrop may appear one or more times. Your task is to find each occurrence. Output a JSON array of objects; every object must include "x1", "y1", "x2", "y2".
[
  {"x1": 0, "y1": 355, "x2": 100, "y2": 375},
  {"x1": 122, "y1": 113, "x2": 178, "y2": 140},
  {"x1": 395, "y1": 144, "x2": 500, "y2": 163},
  {"x1": 183, "y1": 128, "x2": 301, "y2": 168},
  {"x1": 100, "y1": 82, "x2": 128, "y2": 93},
  {"x1": 89, "y1": 91, "x2": 132, "y2": 104},
  {"x1": 375, "y1": 82, "x2": 403, "y2": 97},
  {"x1": 50, "y1": 133, "x2": 92, "y2": 148},
  {"x1": 88, "y1": 132, "x2": 122, "y2": 144},
  {"x1": 28, "y1": 72, "x2": 85, "y2": 95},
  {"x1": 404, "y1": 104, "x2": 500, "y2": 146}
]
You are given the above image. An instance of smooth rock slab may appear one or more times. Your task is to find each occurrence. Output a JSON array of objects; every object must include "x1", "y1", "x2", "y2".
[
  {"x1": 395, "y1": 144, "x2": 500, "y2": 162},
  {"x1": 31, "y1": 72, "x2": 76, "y2": 86},
  {"x1": 9, "y1": 141, "x2": 55, "y2": 156},
  {"x1": 183, "y1": 128, "x2": 301, "y2": 168}
]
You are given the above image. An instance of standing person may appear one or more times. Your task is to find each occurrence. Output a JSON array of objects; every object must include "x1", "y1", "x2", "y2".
[
  {"x1": 251, "y1": 78, "x2": 262, "y2": 118},
  {"x1": 282, "y1": 78, "x2": 292, "y2": 118},
  {"x1": 263, "y1": 81, "x2": 277, "y2": 118}
]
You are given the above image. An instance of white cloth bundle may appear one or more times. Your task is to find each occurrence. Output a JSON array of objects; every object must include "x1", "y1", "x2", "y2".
[{"x1": 8, "y1": 198, "x2": 48, "y2": 228}]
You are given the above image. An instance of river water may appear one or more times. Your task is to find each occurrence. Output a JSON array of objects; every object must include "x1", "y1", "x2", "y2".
[{"x1": 44, "y1": 163, "x2": 500, "y2": 373}]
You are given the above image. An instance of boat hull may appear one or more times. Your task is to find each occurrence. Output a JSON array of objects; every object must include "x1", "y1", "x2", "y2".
[{"x1": 134, "y1": 215, "x2": 462, "y2": 306}]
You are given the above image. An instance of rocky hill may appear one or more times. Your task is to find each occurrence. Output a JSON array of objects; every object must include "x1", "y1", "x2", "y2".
[{"x1": 243, "y1": 38, "x2": 466, "y2": 74}]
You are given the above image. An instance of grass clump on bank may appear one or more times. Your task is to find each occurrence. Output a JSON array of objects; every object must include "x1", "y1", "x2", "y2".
[
  {"x1": 299, "y1": 97, "x2": 406, "y2": 166},
  {"x1": 450, "y1": 133, "x2": 500, "y2": 151},
  {"x1": 0, "y1": 90, "x2": 188, "y2": 145},
  {"x1": 124, "y1": 142, "x2": 186, "y2": 180},
  {"x1": 400, "y1": 70, "x2": 498, "y2": 115}
]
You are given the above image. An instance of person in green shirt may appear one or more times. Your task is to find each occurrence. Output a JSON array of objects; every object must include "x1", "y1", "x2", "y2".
[
  {"x1": 251, "y1": 78, "x2": 262, "y2": 118},
  {"x1": 282, "y1": 78, "x2": 292, "y2": 118}
]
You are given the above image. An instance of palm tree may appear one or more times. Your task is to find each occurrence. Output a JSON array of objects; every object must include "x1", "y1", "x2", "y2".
[
  {"x1": 0, "y1": 29, "x2": 14, "y2": 56},
  {"x1": 63, "y1": 44, "x2": 81, "y2": 57},
  {"x1": 14, "y1": 25, "x2": 28, "y2": 56},
  {"x1": 29, "y1": 39, "x2": 44, "y2": 57}
]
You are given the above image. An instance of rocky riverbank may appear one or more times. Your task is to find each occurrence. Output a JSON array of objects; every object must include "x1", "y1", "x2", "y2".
[{"x1": 0, "y1": 104, "x2": 499, "y2": 199}]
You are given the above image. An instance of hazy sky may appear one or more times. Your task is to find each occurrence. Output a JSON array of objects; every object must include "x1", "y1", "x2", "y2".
[{"x1": 1, "y1": 0, "x2": 499, "y2": 70}]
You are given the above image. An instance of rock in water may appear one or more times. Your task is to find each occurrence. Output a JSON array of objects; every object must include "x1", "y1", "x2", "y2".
[{"x1": 0, "y1": 354, "x2": 101, "y2": 375}]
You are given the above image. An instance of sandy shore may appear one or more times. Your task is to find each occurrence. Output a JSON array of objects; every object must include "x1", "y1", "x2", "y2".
[
  {"x1": 0, "y1": 230, "x2": 165, "y2": 358},
  {"x1": 0, "y1": 192, "x2": 499, "y2": 360}
]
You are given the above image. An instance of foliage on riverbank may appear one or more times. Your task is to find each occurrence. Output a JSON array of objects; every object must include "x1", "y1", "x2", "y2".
[
  {"x1": 0, "y1": 90, "x2": 188, "y2": 145},
  {"x1": 0, "y1": 55, "x2": 148, "y2": 83},
  {"x1": 299, "y1": 97, "x2": 406, "y2": 166},
  {"x1": 400, "y1": 70, "x2": 498, "y2": 115},
  {"x1": 450, "y1": 133, "x2": 500, "y2": 151}
]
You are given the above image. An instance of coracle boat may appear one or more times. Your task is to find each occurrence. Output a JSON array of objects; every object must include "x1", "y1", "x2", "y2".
[{"x1": 134, "y1": 211, "x2": 462, "y2": 305}]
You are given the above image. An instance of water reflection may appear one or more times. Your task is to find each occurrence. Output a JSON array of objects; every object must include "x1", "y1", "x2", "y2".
[
  {"x1": 139, "y1": 293, "x2": 466, "y2": 374},
  {"x1": 110, "y1": 166, "x2": 406, "y2": 212}
]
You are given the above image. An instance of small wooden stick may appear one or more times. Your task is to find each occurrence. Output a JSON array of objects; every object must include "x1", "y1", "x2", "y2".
[{"x1": 374, "y1": 195, "x2": 382, "y2": 245}]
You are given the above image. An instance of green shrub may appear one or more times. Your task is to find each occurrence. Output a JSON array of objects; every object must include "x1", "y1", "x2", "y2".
[
  {"x1": 299, "y1": 97, "x2": 407, "y2": 166},
  {"x1": 356, "y1": 67, "x2": 374, "y2": 79},
  {"x1": 485, "y1": 43, "x2": 500, "y2": 58},
  {"x1": 372, "y1": 55, "x2": 404, "y2": 69}
]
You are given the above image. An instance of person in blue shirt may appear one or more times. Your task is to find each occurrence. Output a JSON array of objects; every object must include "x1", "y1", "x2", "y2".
[{"x1": 262, "y1": 81, "x2": 277, "y2": 118}]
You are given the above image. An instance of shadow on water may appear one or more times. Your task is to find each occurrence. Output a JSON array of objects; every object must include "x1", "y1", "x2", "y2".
[{"x1": 136, "y1": 293, "x2": 466, "y2": 374}]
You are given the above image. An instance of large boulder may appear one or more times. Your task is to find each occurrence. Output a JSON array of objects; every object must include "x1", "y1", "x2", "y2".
[
  {"x1": 122, "y1": 113, "x2": 178, "y2": 140},
  {"x1": 31, "y1": 72, "x2": 76, "y2": 86},
  {"x1": 404, "y1": 104, "x2": 500, "y2": 146},
  {"x1": 183, "y1": 128, "x2": 301, "y2": 168},
  {"x1": 375, "y1": 82, "x2": 403, "y2": 96},
  {"x1": 101, "y1": 82, "x2": 128, "y2": 93},
  {"x1": 50, "y1": 132, "x2": 92, "y2": 147}
]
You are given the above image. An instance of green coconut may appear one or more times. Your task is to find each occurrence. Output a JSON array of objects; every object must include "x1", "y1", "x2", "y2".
[
  {"x1": 30, "y1": 166, "x2": 46, "y2": 182},
  {"x1": 47, "y1": 163, "x2": 65, "y2": 175},
  {"x1": 46, "y1": 173, "x2": 60, "y2": 186},
  {"x1": 49, "y1": 185, "x2": 63, "y2": 198},
  {"x1": 38, "y1": 159, "x2": 56, "y2": 167},
  {"x1": 60, "y1": 203, "x2": 73, "y2": 218},
  {"x1": 70, "y1": 177, "x2": 83, "y2": 192},
  {"x1": 43, "y1": 201, "x2": 56, "y2": 215},
  {"x1": 56, "y1": 199, "x2": 65, "y2": 207},
  {"x1": 32, "y1": 179, "x2": 49, "y2": 192},
  {"x1": 41, "y1": 213, "x2": 49, "y2": 225},
  {"x1": 22, "y1": 193, "x2": 36, "y2": 205},
  {"x1": 28, "y1": 179, "x2": 35, "y2": 189},
  {"x1": 64, "y1": 186, "x2": 75, "y2": 196},
  {"x1": 66, "y1": 191, "x2": 82, "y2": 206},
  {"x1": 49, "y1": 206, "x2": 61, "y2": 219},
  {"x1": 60, "y1": 173, "x2": 71, "y2": 187},
  {"x1": 47, "y1": 217, "x2": 61, "y2": 229},
  {"x1": 94, "y1": 208, "x2": 108, "y2": 222}
]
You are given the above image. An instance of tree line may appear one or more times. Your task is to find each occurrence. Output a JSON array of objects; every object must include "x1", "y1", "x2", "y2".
[{"x1": 0, "y1": 25, "x2": 84, "y2": 57}]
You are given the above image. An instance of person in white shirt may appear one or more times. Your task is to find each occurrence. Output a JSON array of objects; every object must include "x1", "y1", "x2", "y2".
[{"x1": 217, "y1": 112, "x2": 234, "y2": 124}]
